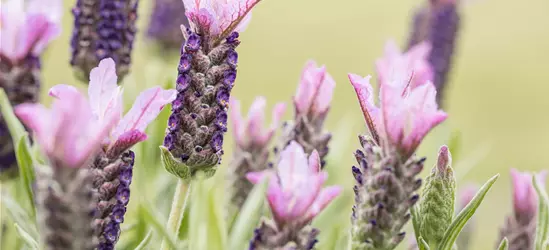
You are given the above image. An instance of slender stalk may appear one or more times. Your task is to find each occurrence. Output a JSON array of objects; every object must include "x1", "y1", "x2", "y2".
[{"x1": 160, "y1": 178, "x2": 192, "y2": 250}]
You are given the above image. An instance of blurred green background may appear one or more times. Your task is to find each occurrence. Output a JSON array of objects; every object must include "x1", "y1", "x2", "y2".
[{"x1": 33, "y1": 0, "x2": 549, "y2": 249}]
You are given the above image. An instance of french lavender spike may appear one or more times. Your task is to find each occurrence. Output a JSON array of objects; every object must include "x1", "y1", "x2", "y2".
[
  {"x1": 49, "y1": 58, "x2": 177, "y2": 249},
  {"x1": 162, "y1": 0, "x2": 263, "y2": 179},
  {"x1": 0, "y1": 0, "x2": 61, "y2": 179},
  {"x1": 147, "y1": 0, "x2": 190, "y2": 49},
  {"x1": 348, "y1": 40, "x2": 447, "y2": 250},
  {"x1": 70, "y1": 0, "x2": 139, "y2": 83},
  {"x1": 15, "y1": 85, "x2": 120, "y2": 250},
  {"x1": 227, "y1": 97, "x2": 286, "y2": 221},
  {"x1": 246, "y1": 142, "x2": 342, "y2": 249},
  {"x1": 419, "y1": 145, "x2": 456, "y2": 247},
  {"x1": 407, "y1": 0, "x2": 461, "y2": 106},
  {"x1": 498, "y1": 169, "x2": 548, "y2": 250},
  {"x1": 275, "y1": 61, "x2": 336, "y2": 168},
  {"x1": 456, "y1": 184, "x2": 480, "y2": 250}
]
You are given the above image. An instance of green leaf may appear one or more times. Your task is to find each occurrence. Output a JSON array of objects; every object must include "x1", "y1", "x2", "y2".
[
  {"x1": 497, "y1": 237, "x2": 509, "y2": 250},
  {"x1": 0, "y1": 88, "x2": 27, "y2": 143},
  {"x1": 418, "y1": 236, "x2": 431, "y2": 250},
  {"x1": 0, "y1": 192, "x2": 38, "y2": 239},
  {"x1": 437, "y1": 174, "x2": 499, "y2": 250},
  {"x1": 15, "y1": 135, "x2": 36, "y2": 218},
  {"x1": 534, "y1": 174, "x2": 549, "y2": 250},
  {"x1": 228, "y1": 178, "x2": 268, "y2": 250},
  {"x1": 134, "y1": 230, "x2": 153, "y2": 250},
  {"x1": 139, "y1": 203, "x2": 178, "y2": 250},
  {"x1": 189, "y1": 175, "x2": 208, "y2": 250},
  {"x1": 13, "y1": 223, "x2": 38, "y2": 250},
  {"x1": 411, "y1": 204, "x2": 422, "y2": 244},
  {"x1": 160, "y1": 146, "x2": 191, "y2": 180},
  {"x1": 209, "y1": 180, "x2": 228, "y2": 250}
]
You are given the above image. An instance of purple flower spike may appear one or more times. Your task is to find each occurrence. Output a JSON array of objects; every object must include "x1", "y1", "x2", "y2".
[
  {"x1": 71, "y1": 0, "x2": 139, "y2": 83},
  {"x1": 147, "y1": 0, "x2": 190, "y2": 49}
]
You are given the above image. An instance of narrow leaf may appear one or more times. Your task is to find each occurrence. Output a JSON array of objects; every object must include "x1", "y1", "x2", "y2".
[
  {"x1": 13, "y1": 223, "x2": 38, "y2": 249},
  {"x1": 418, "y1": 236, "x2": 430, "y2": 250},
  {"x1": 0, "y1": 88, "x2": 27, "y2": 142},
  {"x1": 534, "y1": 174, "x2": 549, "y2": 250},
  {"x1": 189, "y1": 175, "x2": 209, "y2": 250},
  {"x1": 209, "y1": 180, "x2": 228, "y2": 250},
  {"x1": 411, "y1": 204, "x2": 422, "y2": 244},
  {"x1": 497, "y1": 237, "x2": 509, "y2": 250},
  {"x1": 437, "y1": 174, "x2": 499, "y2": 250},
  {"x1": 15, "y1": 135, "x2": 36, "y2": 218},
  {"x1": 134, "y1": 230, "x2": 153, "y2": 250},
  {"x1": 0, "y1": 192, "x2": 38, "y2": 238},
  {"x1": 138, "y1": 203, "x2": 178, "y2": 249},
  {"x1": 228, "y1": 178, "x2": 268, "y2": 250}
]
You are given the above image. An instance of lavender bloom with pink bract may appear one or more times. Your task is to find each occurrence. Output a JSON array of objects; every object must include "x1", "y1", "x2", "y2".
[
  {"x1": 0, "y1": 0, "x2": 61, "y2": 178},
  {"x1": 277, "y1": 60, "x2": 335, "y2": 168},
  {"x1": 499, "y1": 169, "x2": 548, "y2": 250},
  {"x1": 15, "y1": 85, "x2": 119, "y2": 250},
  {"x1": 227, "y1": 97, "x2": 286, "y2": 218},
  {"x1": 247, "y1": 141, "x2": 342, "y2": 249},
  {"x1": 49, "y1": 58, "x2": 176, "y2": 249},
  {"x1": 163, "y1": 0, "x2": 263, "y2": 178}
]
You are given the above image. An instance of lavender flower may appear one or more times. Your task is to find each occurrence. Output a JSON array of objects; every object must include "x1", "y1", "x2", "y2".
[
  {"x1": 247, "y1": 142, "x2": 342, "y2": 249},
  {"x1": 50, "y1": 58, "x2": 176, "y2": 249},
  {"x1": 0, "y1": 0, "x2": 61, "y2": 178},
  {"x1": 227, "y1": 97, "x2": 286, "y2": 220},
  {"x1": 162, "y1": 0, "x2": 263, "y2": 179},
  {"x1": 70, "y1": 0, "x2": 139, "y2": 82},
  {"x1": 407, "y1": 0, "x2": 461, "y2": 106},
  {"x1": 15, "y1": 85, "x2": 119, "y2": 250},
  {"x1": 147, "y1": 0, "x2": 190, "y2": 49},
  {"x1": 348, "y1": 42, "x2": 446, "y2": 249},
  {"x1": 498, "y1": 169, "x2": 548, "y2": 250},
  {"x1": 276, "y1": 61, "x2": 335, "y2": 168}
]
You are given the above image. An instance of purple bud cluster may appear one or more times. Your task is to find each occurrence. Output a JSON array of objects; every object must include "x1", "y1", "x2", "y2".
[
  {"x1": 163, "y1": 29, "x2": 240, "y2": 171},
  {"x1": 71, "y1": 0, "x2": 138, "y2": 82},
  {"x1": 91, "y1": 150, "x2": 135, "y2": 250},
  {"x1": 147, "y1": 0, "x2": 189, "y2": 49}
]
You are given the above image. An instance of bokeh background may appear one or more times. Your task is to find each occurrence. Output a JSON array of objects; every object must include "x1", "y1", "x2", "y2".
[{"x1": 31, "y1": 0, "x2": 549, "y2": 249}]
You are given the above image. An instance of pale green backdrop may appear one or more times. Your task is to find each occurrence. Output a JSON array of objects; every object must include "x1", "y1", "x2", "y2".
[{"x1": 38, "y1": 0, "x2": 549, "y2": 249}]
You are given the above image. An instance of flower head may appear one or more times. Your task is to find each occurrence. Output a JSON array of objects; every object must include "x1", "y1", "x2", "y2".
[
  {"x1": 349, "y1": 48, "x2": 447, "y2": 157},
  {"x1": 230, "y1": 96, "x2": 286, "y2": 149},
  {"x1": 294, "y1": 60, "x2": 336, "y2": 120},
  {"x1": 247, "y1": 141, "x2": 342, "y2": 227},
  {"x1": 182, "y1": 0, "x2": 260, "y2": 42},
  {"x1": 0, "y1": 0, "x2": 61, "y2": 62},
  {"x1": 15, "y1": 88, "x2": 118, "y2": 169},
  {"x1": 49, "y1": 58, "x2": 177, "y2": 157},
  {"x1": 510, "y1": 169, "x2": 548, "y2": 220}
]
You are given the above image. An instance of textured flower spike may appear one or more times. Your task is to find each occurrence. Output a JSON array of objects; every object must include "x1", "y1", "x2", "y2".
[
  {"x1": 498, "y1": 169, "x2": 548, "y2": 250},
  {"x1": 419, "y1": 145, "x2": 456, "y2": 246},
  {"x1": 247, "y1": 141, "x2": 342, "y2": 249},
  {"x1": 456, "y1": 184, "x2": 479, "y2": 250},
  {"x1": 70, "y1": 0, "x2": 139, "y2": 83},
  {"x1": 15, "y1": 87, "x2": 119, "y2": 250},
  {"x1": 407, "y1": 0, "x2": 461, "y2": 106},
  {"x1": 227, "y1": 97, "x2": 286, "y2": 219},
  {"x1": 276, "y1": 60, "x2": 336, "y2": 168},
  {"x1": 49, "y1": 58, "x2": 176, "y2": 249},
  {"x1": 162, "y1": 0, "x2": 264, "y2": 180},
  {"x1": 0, "y1": 0, "x2": 62, "y2": 179},
  {"x1": 147, "y1": 0, "x2": 190, "y2": 49}
]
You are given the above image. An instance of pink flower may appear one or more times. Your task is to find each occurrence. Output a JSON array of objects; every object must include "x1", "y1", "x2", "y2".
[
  {"x1": 348, "y1": 45, "x2": 446, "y2": 157},
  {"x1": 0, "y1": 0, "x2": 62, "y2": 62},
  {"x1": 182, "y1": 0, "x2": 259, "y2": 39},
  {"x1": 375, "y1": 40, "x2": 433, "y2": 90},
  {"x1": 49, "y1": 58, "x2": 178, "y2": 157},
  {"x1": 294, "y1": 60, "x2": 336, "y2": 119},
  {"x1": 510, "y1": 169, "x2": 548, "y2": 220},
  {"x1": 15, "y1": 88, "x2": 119, "y2": 169},
  {"x1": 230, "y1": 96, "x2": 286, "y2": 149},
  {"x1": 247, "y1": 141, "x2": 342, "y2": 227}
]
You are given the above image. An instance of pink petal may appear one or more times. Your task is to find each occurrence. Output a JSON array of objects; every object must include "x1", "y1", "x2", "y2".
[
  {"x1": 312, "y1": 72, "x2": 336, "y2": 116},
  {"x1": 256, "y1": 102, "x2": 286, "y2": 146},
  {"x1": 112, "y1": 87, "x2": 177, "y2": 140},
  {"x1": 307, "y1": 150, "x2": 321, "y2": 173},
  {"x1": 107, "y1": 129, "x2": 148, "y2": 157},
  {"x1": 277, "y1": 141, "x2": 309, "y2": 187},
  {"x1": 49, "y1": 84, "x2": 79, "y2": 99},
  {"x1": 304, "y1": 186, "x2": 342, "y2": 221},
  {"x1": 245, "y1": 96, "x2": 267, "y2": 140},
  {"x1": 436, "y1": 145, "x2": 452, "y2": 172},
  {"x1": 15, "y1": 103, "x2": 53, "y2": 154},
  {"x1": 246, "y1": 171, "x2": 269, "y2": 184},
  {"x1": 217, "y1": 0, "x2": 260, "y2": 36},
  {"x1": 0, "y1": 0, "x2": 25, "y2": 59},
  {"x1": 511, "y1": 169, "x2": 531, "y2": 213},
  {"x1": 294, "y1": 61, "x2": 318, "y2": 114},
  {"x1": 348, "y1": 73, "x2": 381, "y2": 134},
  {"x1": 88, "y1": 58, "x2": 122, "y2": 121}
]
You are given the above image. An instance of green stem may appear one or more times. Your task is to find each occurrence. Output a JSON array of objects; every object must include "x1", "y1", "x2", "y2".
[{"x1": 160, "y1": 179, "x2": 192, "y2": 250}]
